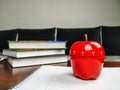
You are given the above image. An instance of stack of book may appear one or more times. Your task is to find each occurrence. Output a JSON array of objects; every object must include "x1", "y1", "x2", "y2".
[{"x1": 3, "y1": 41, "x2": 67, "y2": 67}]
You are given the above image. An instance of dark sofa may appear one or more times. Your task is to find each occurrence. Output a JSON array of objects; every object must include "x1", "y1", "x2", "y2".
[
  {"x1": 0, "y1": 29, "x2": 18, "y2": 52},
  {"x1": 102, "y1": 26, "x2": 120, "y2": 55},
  {"x1": 0, "y1": 28, "x2": 55, "y2": 52},
  {"x1": 0, "y1": 26, "x2": 120, "y2": 57},
  {"x1": 57, "y1": 27, "x2": 101, "y2": 54}
]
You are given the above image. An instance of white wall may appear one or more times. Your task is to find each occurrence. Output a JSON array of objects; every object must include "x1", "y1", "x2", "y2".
[{"x1": 0, "y1": 0, "x2": 120, "y2": 29}]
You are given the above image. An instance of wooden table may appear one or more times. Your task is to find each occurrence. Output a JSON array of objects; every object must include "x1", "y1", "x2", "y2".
[
  {"x1": 0, "y1": 60, "x2": 120, "y2": 90},
  {"x1": 0, "y1": 60, "x2": 67, "y2": 90}
]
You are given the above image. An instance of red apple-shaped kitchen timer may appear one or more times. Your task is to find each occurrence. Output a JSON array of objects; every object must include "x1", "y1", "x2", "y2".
[{"x1": 70, "y1": 34, "x2": 105, "y2": 80}]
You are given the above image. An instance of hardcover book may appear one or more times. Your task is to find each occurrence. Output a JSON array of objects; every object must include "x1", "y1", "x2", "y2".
[
  {"x1": 7, "y1": 55, "x2": 68, "y2": 68},
  {"x1": 8, "y1": 40, "x2": 66, "y2": 49},
  {"x1": 3, "y1": 49, "x2": 65, "y2": 58}
]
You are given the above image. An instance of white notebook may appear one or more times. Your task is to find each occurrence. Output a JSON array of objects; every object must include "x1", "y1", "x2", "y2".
[{"x1": 10, "y1": 65, "x2": 120, "y2": 90}]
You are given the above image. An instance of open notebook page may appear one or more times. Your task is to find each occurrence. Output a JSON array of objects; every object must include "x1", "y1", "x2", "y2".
[{"x1": 10, "y1": 65, "x2": 120, "y2": 90}]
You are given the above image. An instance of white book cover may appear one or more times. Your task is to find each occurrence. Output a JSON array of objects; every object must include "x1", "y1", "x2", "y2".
[
  {"x1": 8, "y1": 41, "x2": 66, "y2": 49},
  {"x1": 0, "y1": 53, "x2": 8, "y2": 61},
  {"x1": 10, "y1": 65, "x2": 120, "y2": 90},
  {"x1": 3, "y1": 49, "x2": 65, "y2": 58},
  {"x1": 105, "y1": 56, "x2": 120, "y2": 62},
  {"x1": 8, "y1": 55, "x2": 68, "y2": 67}
]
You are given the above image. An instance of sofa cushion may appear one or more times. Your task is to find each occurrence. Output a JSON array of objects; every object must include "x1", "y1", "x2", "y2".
[
  {"x1": 102, "y1": 26, "x2": 120, "y2": 55},
  {"x1": 57, "y1": 27, "x2": 101, "y2": 54},
  {"x1": 0, "y1": 29, "x2": 18, "y2": 52},
  {"x1": 18, "y1": 28, "x2": 55, "y2": 40},
  {"x1": 0, "y1": 29, "x2": 17, "y2": 41},
  {"x1": 0, "y1": 41, "x2": 9, "y2": 52}
]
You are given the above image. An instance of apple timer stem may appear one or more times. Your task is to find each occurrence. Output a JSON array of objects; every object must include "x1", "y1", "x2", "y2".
[{"x1": 84, "y1": 34, "x2": 88, "y2": 41}]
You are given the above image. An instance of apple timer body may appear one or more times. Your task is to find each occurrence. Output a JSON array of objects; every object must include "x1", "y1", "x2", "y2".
[{"x1": 70, "y1": 41, "x2": 105, "y2": 80}]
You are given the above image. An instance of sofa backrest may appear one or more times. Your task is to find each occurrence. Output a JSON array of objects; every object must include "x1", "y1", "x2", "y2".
[
  {"x1": 102, "y1": 26, "x2": 120, "y2": 55},
  {"x1": 56, "y1": 27, "x2": 101, "y2": 55},
  {"x1": 0, "y1": 29, "x2": 18, "y2": 52},
  {"x1": 18, "y1": 28, "x2": 55, "y2": 40},
  {"x1": 1, "y1": 26, "x2": 120, "y2": 56},
  {"x1": 0, "y1": 29, "x2": 18, "y2": 41}
]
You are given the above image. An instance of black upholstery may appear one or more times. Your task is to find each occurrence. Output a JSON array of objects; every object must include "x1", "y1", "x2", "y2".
[
  {"x1": 0, "y1": 26, "x2": 120, "y2": 56},
  {"x1": 57, "y1": 27, "x2": 101, "y2": 54},
  {"x1": 102, "y1": 26, "x2": 120, "y2": 55},
  {"x1": 0, "y1": 29, "x2": 17, "y2": 41},
  {"x1": 0, "y1": 29, "x2": 18, "y2": 52},
  {"x1": 18, "y1": 28, "x2": 55, "y2": 40}
]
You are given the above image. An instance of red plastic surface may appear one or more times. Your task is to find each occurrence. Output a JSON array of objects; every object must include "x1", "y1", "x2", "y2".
[{"x1": 70, "y1": 41, "x2": 105, "y2": 80}]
